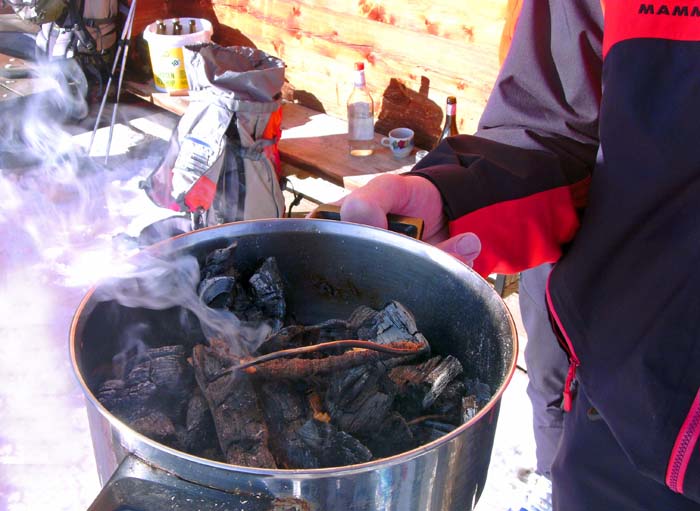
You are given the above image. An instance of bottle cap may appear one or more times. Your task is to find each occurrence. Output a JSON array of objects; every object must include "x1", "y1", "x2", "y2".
[{"x1": 354, "y1": 62, "x2": 365, "y2": 71}]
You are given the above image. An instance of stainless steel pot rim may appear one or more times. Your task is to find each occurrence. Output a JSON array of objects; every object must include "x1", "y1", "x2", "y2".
[{"x1": 70, "y1": 217, "x2": 519, "y2": 476}]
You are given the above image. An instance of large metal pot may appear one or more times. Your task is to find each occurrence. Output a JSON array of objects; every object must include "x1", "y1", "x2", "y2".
[{"x1": 70, "y1": 218, "x2": 517, "y2": 511}]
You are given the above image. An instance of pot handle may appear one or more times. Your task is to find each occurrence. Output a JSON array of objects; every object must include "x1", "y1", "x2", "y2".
[
  {"x1": 309, "y1": 203, "x2": 424, "y2": 240},
  {"x1": 87, "y1": 454, "x2": 289, "y2": 511}
]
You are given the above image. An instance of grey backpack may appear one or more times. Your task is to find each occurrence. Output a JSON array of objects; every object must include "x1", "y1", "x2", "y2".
[
  {"x1": 142, "y1": 44, "x2": 286, "y2": 230},
  {"x1": 6, "y1": 0, "x2": 118, "y2": 92}
]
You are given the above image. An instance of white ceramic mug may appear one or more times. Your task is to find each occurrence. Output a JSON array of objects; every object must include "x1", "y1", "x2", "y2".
[{"x1": 381, "y1": 127, "x2": 415, "y2": 159}]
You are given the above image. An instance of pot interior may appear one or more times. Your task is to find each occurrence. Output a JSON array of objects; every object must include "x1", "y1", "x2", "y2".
[{"x1": 73, "y1": 219, "x2": 516, "y2": 446}]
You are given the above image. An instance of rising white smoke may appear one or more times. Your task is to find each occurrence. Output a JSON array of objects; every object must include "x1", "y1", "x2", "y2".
[{"x1": 0, "y1": 57, "x2": 267, "y2": 356}]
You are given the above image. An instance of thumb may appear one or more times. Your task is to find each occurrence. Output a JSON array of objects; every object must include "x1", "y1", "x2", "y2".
[{"x1": 435, "y1": 233, "x2": 481, "y2": 267}]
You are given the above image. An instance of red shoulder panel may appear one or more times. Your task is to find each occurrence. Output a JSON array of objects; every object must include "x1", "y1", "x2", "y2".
[{"x1": 603, "y1": 1, "x2": 700, "y2": 57}]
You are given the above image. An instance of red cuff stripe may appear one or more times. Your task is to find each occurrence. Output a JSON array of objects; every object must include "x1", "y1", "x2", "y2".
[{"x1": 449, "y1": 185, "x2": 581, "y2": 277}]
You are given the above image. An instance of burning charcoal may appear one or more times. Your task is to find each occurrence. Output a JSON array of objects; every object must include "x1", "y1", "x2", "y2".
[
  {"x1": 200, "y1": 242, "x2": 238, "y2": 280},
  {"x1": 429, "y1": 380, "x2": 467, "y2": 423},
  {"x1": 421, "y1": 355, "x2": 464, "y2": 409},
  {"x1": 198, "y1": 275, "x2": 237, "y2": 309},
  {"x1": 462, "y1": 378, "x2": 492, "y2": 422},
  {"x1": 462, "y1": 395, "x2": 479, "y2": 422},
  {"x1": 361, "y1": 412, "x2": 417, "y2": 459},
  {"x1": 229, "y1": 281, "x2": 264, "y2": 322},
  {"x1": 297, "y1": 419, "x2": 372, "y2": 467},
  {"x1": 249, "y1": 257, "x2": 286, "y2": 321},
  {"x1": 389, "y1": 356, "x2": 445, "y2": 419},
  {"x1": 96, "y1": 345, "x2": 193, "y2": 423},
  {"x1": 353, "y1": 301, "x2": 429, "y2": 349},
  {"x1": 97, "y1": 378, "x2": 156, "y2": 422},
  {"x1": 192, "y1": 340, "x2": 277, "y2": 468},
  {"x1": 257, "y1": 319, "x2": 354, "y2": 354},
  {"x1": 325, "y1": 363, "x2": 395, "y2": 436},
  {"x1": 464, "y1": 378, "x2": 492, "y2": 407},
  {"x1": 132, "y1": 411, "x2": 178, "y2": 446},
  {"x1": 176, "y1": 388, "x2": 220, "y2": 457},
  {"x1": 259, "y1": 381, "x2": 320, "y2": 469}
]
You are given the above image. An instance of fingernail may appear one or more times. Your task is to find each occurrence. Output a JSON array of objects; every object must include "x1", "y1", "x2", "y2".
[{"x1": 456, "y1": 235, "x2": 480, "y2": 257}]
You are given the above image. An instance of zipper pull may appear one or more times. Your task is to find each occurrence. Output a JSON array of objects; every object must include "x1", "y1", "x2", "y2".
[{"x1": 563, "y1": 361, "x2": 579, "y2": 412}]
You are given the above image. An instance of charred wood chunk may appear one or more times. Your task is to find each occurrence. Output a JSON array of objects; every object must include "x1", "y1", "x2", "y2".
[
  {"x1": 429, "y1": 380, "x2": 467, "y2": 423},
  {"x1": 192, "y1": 340, "x2": 277, "y2": 468},
  {"x1": 353, "y1": 301, "x2": 428, "y2": 349},
  {"x1": 257, "y1": 319, "x2": 354, "y2": 354},
  {"x1": 361, "y1": 412, "x2": 416, "y2": 459},
  {"x1": 131, "y1": 411, "x2": 178, "y2": 447},
  {"x1": 200, "y1": 242, "x2": 238, "y2": 281},
  {"x1": 297, "y1": 419, "x2": 372, "y2": 467},
  {"x1": 325, "y1": 363, "x2": 395, "y2": 436},
  {"x1": 198, "y1": 275, "x2": 237, "y2": 309},
  {"x1": 259, "y1": 381, "x2": 319, "y2": 469},
  {"x1": 389, "y1": 355, "x2": 464, "y2": 418},
  {"x1": 421, "y1": 355, "x2": 464, "y2": 409},
  {"x1": 96, "y1": 345, "x2": 194, "y2": 423},
  {"x1": 389, "y1": 356, "x2": 442, "y2": 419},
  {"x1": 464, "y1": 378, "x2": 492, "y2": 407},
  {"x1": 96, "y1": 377, "x2": 156, "y2": 422},
  {"x1": 462, "y1": 378, "x2": 492, "y2": 421},
  {"x1": 229, "y1": 281, "x2": 264, "y2": 322},
  {"x1": 176, "y1": 387, "x2": 220, "y2": 458},
  {"x1": 462, "y1": 395, "x2": 479, "y2": 422},
  {"x1": 249, "y1": 257, "x2": 286, "y2": 321}
]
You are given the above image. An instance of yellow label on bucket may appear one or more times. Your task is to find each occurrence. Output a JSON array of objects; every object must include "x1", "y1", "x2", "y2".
[{"x1": 151, "y1": 47, "x2": 188, "y2": 91}]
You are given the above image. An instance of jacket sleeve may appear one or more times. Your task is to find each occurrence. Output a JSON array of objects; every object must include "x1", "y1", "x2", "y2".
[{"x1": 410, "y1": 0, "x2": 603, "y2": 277}]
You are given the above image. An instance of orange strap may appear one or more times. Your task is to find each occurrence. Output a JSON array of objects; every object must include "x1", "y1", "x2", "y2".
[{"x1": 498, "y1": 0, "x2": 524, "y2": 65}]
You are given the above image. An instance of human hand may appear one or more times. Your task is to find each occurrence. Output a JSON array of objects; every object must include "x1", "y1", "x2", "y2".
[{"x1": 336, "y1": 174, "x2": 481, "y2": 267}]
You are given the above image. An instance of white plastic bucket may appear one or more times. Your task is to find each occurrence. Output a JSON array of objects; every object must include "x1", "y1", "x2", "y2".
[{"x1": 143, "y1": 18, "x2": 213, "y2": 92}]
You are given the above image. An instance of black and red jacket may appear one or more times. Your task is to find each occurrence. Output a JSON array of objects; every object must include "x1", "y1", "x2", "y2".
[{"x1": 411, "y1": 0, "x2": 700, "y2": 503}]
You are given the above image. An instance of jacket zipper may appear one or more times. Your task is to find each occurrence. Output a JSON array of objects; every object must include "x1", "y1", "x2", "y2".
[
  {"x1": 666, "y1": 389, "x2": 700, "y2": 493},
  {"x1": 545, "y1": 274, "x2": 581, "y2": 412}
]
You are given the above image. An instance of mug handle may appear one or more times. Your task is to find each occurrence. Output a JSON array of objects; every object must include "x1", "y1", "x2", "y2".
[{"x1": 381, "y1": 137, "x2": 391, "y2": 147}]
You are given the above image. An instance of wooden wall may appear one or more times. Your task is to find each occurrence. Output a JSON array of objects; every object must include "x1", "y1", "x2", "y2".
[{"x1": 136, "y1": 0, "x2": 509, "y2": 149}]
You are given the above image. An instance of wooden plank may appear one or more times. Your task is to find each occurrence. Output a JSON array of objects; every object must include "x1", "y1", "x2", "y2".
[
  {"x1": 202, "y1": 6, "x2": 499, "y2": 134},
  {"x1": 125, "y1": 80, "x2": 191, "y2": 116},
  {"x1": 198, "y1": 0, "x2": 506, "y2": 46},
  {"x1": 0, "y1": 83, "x2": 20, "y2": 102},
  {"x1": 0, "y1": 54, "x2": 56, "y2": 98}
]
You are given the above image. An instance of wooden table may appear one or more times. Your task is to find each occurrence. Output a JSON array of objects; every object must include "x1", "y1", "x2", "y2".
[
  {"x1": 0, "y1": 53, "x2": 55, "y2": 102},
  {"x1": 124, "y1": 80, "x2": 417, "y2": 203}
]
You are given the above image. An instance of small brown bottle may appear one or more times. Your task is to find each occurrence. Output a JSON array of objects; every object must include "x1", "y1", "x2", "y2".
[
  {"x1": 155, "y1": 19, "x2": 166, "y2": 34},
  {"x1": 436, "y1": 96, "x2": 459, "y2": 147},
  {"x1": 172, "y1": 19, "x2": 183, "y2": 35},
  {"x1": 188, "y1": 19, "x2": 197, "y2": 33}
]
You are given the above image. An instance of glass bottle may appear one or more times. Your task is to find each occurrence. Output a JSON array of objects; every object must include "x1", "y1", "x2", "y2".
[
  {"x1": 156, "y1": 19, "x2": 166, "y2": 35},
  {"x1": 436, "y1": 96, "x2": 459, "y2": 147},
  {"x1": 172, "y1": 19, "x2": 183, "y2": 35},
  {"x1": 189, "y1": 19, "x2": 197, "y2": 34},
  {"x1": 347, "y1": 62, "x2": 375, "y2": 157}
]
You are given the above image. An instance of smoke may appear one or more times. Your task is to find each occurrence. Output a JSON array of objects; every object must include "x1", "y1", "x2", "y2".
[
  {"x1": 0, "y1": 56, "x2": 265, "y2": 357},
  {"x1": 94, "y1": 252, "x2": 273, "y2": 355}
]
